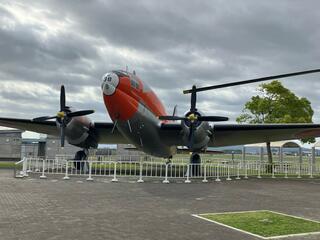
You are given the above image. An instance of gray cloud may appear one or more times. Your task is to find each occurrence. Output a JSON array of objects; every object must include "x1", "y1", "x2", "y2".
[{"x1": 1, "y1": 0, "x2": 320, "y2": 130}]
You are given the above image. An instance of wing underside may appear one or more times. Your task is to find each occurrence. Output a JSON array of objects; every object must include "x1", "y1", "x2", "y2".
[
  {"x1": 0, "y1": 117, "x2": 128, "y2": 144},
  {"x1": 210, "y1": 124, "x2": 320, "y2": 147},
  {"x1": 2, "y1": 117, "x2": 320, "y2": 148},
  {"x1": 160, "y1": 123, "x2": 320, "y2": 147},
  {"x1": 0, "y1": 118, "x2": 58, "y2": 136}
]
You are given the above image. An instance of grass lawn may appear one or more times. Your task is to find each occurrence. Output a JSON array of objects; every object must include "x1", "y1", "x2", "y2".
[
  {"x1": 197, "y1": 210, "x2": 320, "y2": 238},
  {"x1": 0, "y1": 162, "x2": 16, "y2": 169}
]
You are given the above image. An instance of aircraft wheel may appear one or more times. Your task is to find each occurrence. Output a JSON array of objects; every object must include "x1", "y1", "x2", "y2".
[
  {"x1": 74, "y1": 150, "x2": 88, "y2": 171},
  {"x1": 190, "y1": 153, "x2": 201, "y2": 177}
]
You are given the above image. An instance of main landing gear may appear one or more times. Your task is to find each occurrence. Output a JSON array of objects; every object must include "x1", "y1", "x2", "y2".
[
  {"x1": 74, "y1": 150, "x2": 88, "y2": 173},
  {"x1": 189, "y1": 152, "x2": 201, "y2": 177}
]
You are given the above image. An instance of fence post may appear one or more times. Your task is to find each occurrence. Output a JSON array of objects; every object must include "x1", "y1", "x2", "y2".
[
  {"x1": 236, "y1": 163, "x2": 241, "y2": 180},
  {"x1": 298, "y1": 148, "x2": 302, "y2": 178},
  {"x1": 162, "y1": 163, "x2": 169, "y2": 184},
  {"x1": 27, "y1": 158, "x2": 32, "y2": 173},
  {"x1": 86, "y1": 161, "x2": 93, "y2": 181},
  {"x1": 63, "y1": 160, "x2": 70, "y2": 180},
  {"x1": 215, "y1": 164, "x2": 221, "y2": 182},
  {"x1": 22, "y1": 158, "x2": 28, "y2": 177},
  {"x1": 202, "y1": 164, "x2": 208, "y2": 183},
  {"x1": 111, "y1": 162, "x2": 118, "y2": 182},
  {"x1": 17, "y1": 158, "x2": 24, "y2": 177},
  {"x1": 296, "y1": 160, "x2": 301, "y2": 178},
  {"x1": 272, "y1": 164, "x2": 275, "y2": 178},
  {"x1": 257, "y1": 162, "x2": 261, "y2": 179},
  {"x1": 226, "y1": 164, "x2": 231, "y2": 181},
  {"x1": 40, "y1": 159, "x2": 47, "y2": 179},
  {"x1": 137, "y1": 160, "x2": 144, "y2": 183},
  {"x1": 244, "y1": 162, "x2": 248, "y2": 179},
  {"x1": 310, "y1": 161, "x2": 313, "y2": 178},
  {"x1": 284, "y1": 162, "x2": 288, "y2": 178},
  {"x1": 35, "y1": 158, "x2": 40, "y2": 172},
  {"x1": 185, "y1": 164, "x2": 191, "y2": 183}
]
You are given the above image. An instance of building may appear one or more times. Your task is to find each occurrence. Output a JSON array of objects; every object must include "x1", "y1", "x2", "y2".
[
  {"x1": 20, "y1": 135, "x2": 81, "y2": 159},
  {"x1": 45, "y1": 135, "x2": 81, "y2": 158},
  {"x1": 0, "y1": 128, "x2": 81, "y2": 160},
  {"x1": 0, "y1": 130, "x2": 22, "y2": 161},
  {"x1": 21, "y1": 138, "x2": 46, "y2": 158},
  {"x1": 0, "y1": 130, "x2": 142, "y2": 161}
]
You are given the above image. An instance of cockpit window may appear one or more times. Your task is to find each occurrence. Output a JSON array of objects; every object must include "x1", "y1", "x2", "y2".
[
  {"x1": 142, "y1": 81, "x2": 152, "y2": 92},
  {"x1": 130, "y1": 79, "x2": 139, "y2": 89},
  {"x1": 112, "y1": 70, "x2": 128, "y2": 77}
]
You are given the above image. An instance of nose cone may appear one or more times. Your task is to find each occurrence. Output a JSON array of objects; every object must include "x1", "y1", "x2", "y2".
[{"x1": 101, "y1": 72, "x2": 119, "y2": 95}]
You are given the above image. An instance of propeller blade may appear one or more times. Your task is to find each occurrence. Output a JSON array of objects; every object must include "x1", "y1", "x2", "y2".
[
  {"x1": 188, "y1": 123, "x2": 195, "y2": 148},
  {"x1": 158, "y1": 116, "x2": 186, "y2": 121},
  {"x1": 60, "y1": 85, "x2": 66, "y2": 111},
  {"x1": 183, "y1": 68, "x2": 320, "y2": 94},
  {"x1": 172, "y1": 105, "x2": 178, "y2": 117},
  {"x1": 190, "y1": 85, "x2": 197, "y2": 112},
  {"x1": 198, "y1": 116, "x2": 229, "y2": 122},
  {"x1": 60, "y1": 120, "x2": 66, "y2": 147},
  {"x1": 68, "y1": 110, "x2": 95, "y2": 118},
  {"x1": 33, "y1": 116, "x2": 57, "y2": 122}
]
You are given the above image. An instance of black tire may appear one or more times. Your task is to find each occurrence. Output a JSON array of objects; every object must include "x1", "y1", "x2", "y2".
[
  {"x1": 74, "y1": 150, "x2": 87, "y2": 171},
  {"x1": 190, "y1": 153, "x2": 201, "y2": 177}
]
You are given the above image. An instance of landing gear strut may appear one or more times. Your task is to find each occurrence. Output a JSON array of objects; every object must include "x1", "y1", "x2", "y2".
[
  {"x1": 190, "y1": 152, "x2": 201, "y2": 177},
  {"x1": 74, "y1": 150, "x2": 88, "y2": 172}
]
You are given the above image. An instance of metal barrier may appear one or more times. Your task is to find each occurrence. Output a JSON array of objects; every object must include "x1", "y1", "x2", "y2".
[{"x1": 14, "y1": 157, "x2": 320, "y2": 183}]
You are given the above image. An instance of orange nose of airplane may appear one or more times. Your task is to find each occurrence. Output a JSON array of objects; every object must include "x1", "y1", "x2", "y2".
[{"x1": 102, "y1": 72, "x2": 138, "y2": 121}]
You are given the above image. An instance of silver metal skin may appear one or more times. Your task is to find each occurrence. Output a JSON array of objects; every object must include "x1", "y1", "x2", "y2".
[
  {"x1": 100, "y1": 71, "x2": 211, "y2": 157},
  {"x1": 181, "y1": 120, "x2": 210, "y2": 152},
  {"x1": 55, "y1": 108, "x2": 97, "y2": 149},
  {"x1": 114, "y1": 102, "x2": 177, "y2": 158}
]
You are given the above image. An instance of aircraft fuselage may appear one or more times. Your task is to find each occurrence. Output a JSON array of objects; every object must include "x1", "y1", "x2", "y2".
[{"x1": 101, "y1": 70, "x2": 176, "y2": 158}]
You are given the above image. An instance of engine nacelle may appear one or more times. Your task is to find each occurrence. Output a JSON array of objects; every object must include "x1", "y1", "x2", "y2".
[
  {"x1": 181, "y1": 112, "x2": 211, "y2": 151},
  {"x1": 57, "y1": 116, "x2": 98, "y2": 149}
]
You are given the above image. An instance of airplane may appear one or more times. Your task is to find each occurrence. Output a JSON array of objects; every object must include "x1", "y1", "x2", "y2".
[{"x1": 1, "y1": 68, "x2": 320, "y2": 164}]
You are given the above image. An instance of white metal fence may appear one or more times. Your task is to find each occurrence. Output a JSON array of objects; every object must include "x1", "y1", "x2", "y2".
[{"x1": 15, "y1": 156, "x2": 320, "y2": 183}]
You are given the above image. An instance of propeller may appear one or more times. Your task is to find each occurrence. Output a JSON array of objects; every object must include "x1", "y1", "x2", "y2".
[
  {"x1": 159, "y1": 85, "x2": 228, "y2": 148},
  {"x1": 33, "y1": 85, "x2": 94, "y2": 147},
  {"x1": 173, "y1": 68, "x2": 320, "y2": 149}
]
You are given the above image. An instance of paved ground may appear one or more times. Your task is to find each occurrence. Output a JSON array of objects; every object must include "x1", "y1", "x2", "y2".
[{"x1": 0, "y1": 169, "x2": 320, "y2": 240}]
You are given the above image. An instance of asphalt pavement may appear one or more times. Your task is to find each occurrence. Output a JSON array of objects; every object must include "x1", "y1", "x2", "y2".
[{"x1": 0, "y1": 169, "x2": 319, "y2": 240}]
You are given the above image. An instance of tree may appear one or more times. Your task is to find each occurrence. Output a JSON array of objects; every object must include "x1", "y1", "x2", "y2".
[{"x1": 236, "y1": 80, "x2": 314, "y2": 169}]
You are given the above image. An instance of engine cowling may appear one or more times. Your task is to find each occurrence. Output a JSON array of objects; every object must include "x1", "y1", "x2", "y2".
[
  {"x1": 57, "y1": 115, "x2": 98, "y2": 149},
  {"x1": 181, "y1": 111, "x2": 211, "y2": 151}
]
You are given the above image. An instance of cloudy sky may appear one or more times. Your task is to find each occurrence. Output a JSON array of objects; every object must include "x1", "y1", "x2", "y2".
[{"x1": 1, "y1": 0, "x2": 320, "y2": 138}]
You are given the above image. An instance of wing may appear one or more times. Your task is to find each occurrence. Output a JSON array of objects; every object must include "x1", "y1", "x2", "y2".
[
  {"x1": 159, "y1": 123, "x2": 320, "y2": 147},
  {"x1": 210, "y1": 124, "x2": 320, "y2": 147},
  {"x1": 94, "y1": 122, "x2": 129, "y2": 144},
  {"x1": 0, "y1": 117, "x2": 128, "y2": 144},
  {"x1": 0, "y1": 117, "x2": 58, "y2": 136}
]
